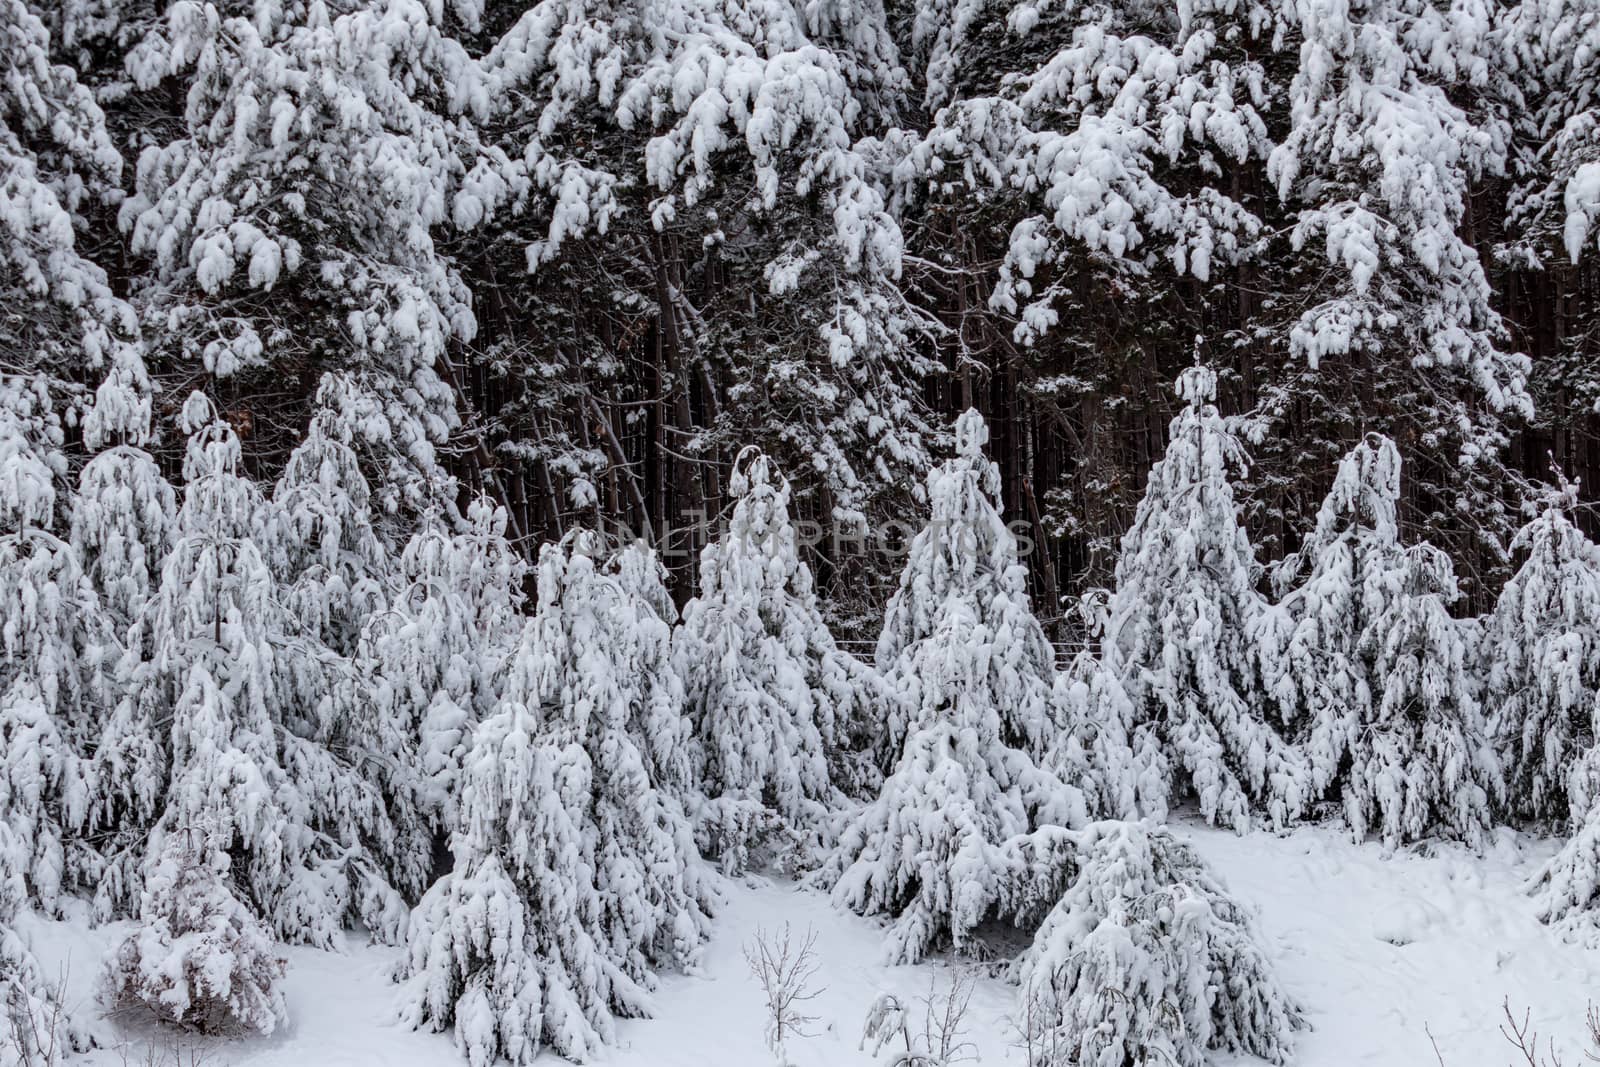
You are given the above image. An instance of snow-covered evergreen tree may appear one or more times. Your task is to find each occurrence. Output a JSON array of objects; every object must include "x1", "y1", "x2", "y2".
[
  {"x1": 1503, "y1": 0, "x2": 1600, "y2": 268},
  {"x1": 828, "y1": 410, "x2": 1088, "y2": 964},
  {"x1": 360, "y1": 498, "x2": 526, "y2": 832},
  {"x1": 1483, "y1": 471, "x2": 1600, "y2": 820},
  {"x1": 1105, "y1": 365, "x2": 1306, "y2": 833},
  {"x1": 607, "y1": 540, "x2": 694, "y2": 798},
  {"x1": 874, "y1": 410, "x2": 1057, "y2": 762},
  {"x1": 1014, "y1": 820, "x2": 1300, "y2": 1067},
  {"x1": 1349, "y1": 544, "x2": 1500, "y2": 848},
  {"x1": 0, "y1": 682, "x2": 88, "y2": 917},
  {"x1": 1258, "y1": 434, "x2": 1402, "y2": 807},
  {"x1": 397, "y1": 531, "x2": 712, "y2": 1065},
  {"x1": 262, "y1": 373, "x2": 393, "y2": 656},
  {"x1": 456, "y1": 0, "x2": 935, "y2": 524},
  {"x1": 107, "y1": 393, "x2": 416, "y2": 945},
  {"x1": 114, "y1": 396, "x2": 291, "y2": 931},
  {"x1": 1525, "y1": 488, "x2": 1600, "y2": 938},
  {"x1": 0, "y1": 0, "x2": 134, "y2": 379},
  {"x1": 1260, "y1": 0, "x2": 1531, "y2": 578},
  {"x1": 1260, "y1": 432, "x2": 1501, "y2": 846},
  {"x1": 120, "y1": 0, "x2": 480, "y2": 507},
  {"x1": 104, "y1": 828, "x2": 286, "y2": 1036},
  {"x1": 0, "y1": 382, "x2": 106, "y2": 913},
  {"x1": 676, "y1": 448, "x2": 885, "y2": 871},
  {"x1": 0, "y1": 380, "x2": 111, "y2": 747},
  {"x1": 897, "y1": 0, "x2": 1276, "y2": 344},
  {"x1": 69, "y1": 351, "x2": 175, "y2": 636}
]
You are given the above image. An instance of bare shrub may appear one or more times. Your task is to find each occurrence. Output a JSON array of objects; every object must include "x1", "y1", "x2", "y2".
[
  {"x1": 1497, "y1": 999, "x2": 1600, "y2": 1067},
  {"x1": 743, "y1": 923, "x2": 824, "y2": 1066},
  {"x1": 861, "y1": 969, "x2": 979, "y2": 1066},
  {"x1": 4, "y1": 963, "x2": 83, "y2": 1067}
]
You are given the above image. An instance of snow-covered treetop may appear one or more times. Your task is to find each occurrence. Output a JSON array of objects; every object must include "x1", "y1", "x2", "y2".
[
  {"x1": 876, "y1": 408, "x2": 1026, "y2": 670},
  {"x1": 1274, "y1": 432, "x2": 1401, "y2": 594},
  {"x1": 0, "y1": 381, "x2": 62, "y2": 532},
  {"x1": 82, "y1": 349, "x2": 154, "y2": 451},
  {"x1": 461, "y1": 0, "x2": 906, "y2": 272},
  {"x1": 397, "y1": 498, "x2": 526, "y2": 644},
  {"x1": 0, "y1": 0, "x2": 134, "y2": 373},
  {"x1": 893, "y1": 0, "x2": 1276, "y2": 344}
]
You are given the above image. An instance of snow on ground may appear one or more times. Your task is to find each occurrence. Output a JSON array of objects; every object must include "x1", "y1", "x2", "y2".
[
  {"x1": 25, "y1": 821, "x2": 1600, "y2": 1067},
  {"x1": 1179, "y1": 822, "x2": 1600, "y2": 1067}
]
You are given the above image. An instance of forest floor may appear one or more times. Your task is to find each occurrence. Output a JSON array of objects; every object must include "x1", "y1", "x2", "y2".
[{"x1": 30, "y1": 819, "x2": 1600, "y2": 1067}]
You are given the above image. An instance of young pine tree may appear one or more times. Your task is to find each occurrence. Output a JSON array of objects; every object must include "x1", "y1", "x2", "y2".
[
  {"x1": 1014, "y1": 821, "x2": 1300, "y2": 1067},
  {"x1": 1105, "y1": 365, "x2": 1306, "y2": 833},
  {"x1": 69, "y1": 350, "x2": 175, "y2": 637},
  {"x1": 261, "y1": 374, "x2": 394, "y2": 657},
  {"x1": 1483, "y1": 471, "x2": 1600, "y2": 820},
  {"x1": 397, "y1": 533, "x2": 712, "y2": 1066},
  {"x1": 1257, "y1": 434, "x2": 1403, "y2": 812},
  {"x1": 360, "y1": 498, "x2": 527, "y2": 833},
  {"x1": 1351, "y1": 545, "x2": 1500, "y2": 848},
  {"x1": 676, "y1": 448, "x2": 885, "y2": 872},
  {"x1": 828, "y1": 411, "x2": 1088, "y2": 964},
  {"x1": 113, "y1": 394, "x2": 414, "y2": 946},
  {"x1": 104, "y1": 826, "x2": 286, "y2": 1036},
  {"x1": 0, "y1": 382, "x2": 107, "y2": 914},
  {"x1": 0, "y1": 822, "x2": 86, "y2": 1062}
]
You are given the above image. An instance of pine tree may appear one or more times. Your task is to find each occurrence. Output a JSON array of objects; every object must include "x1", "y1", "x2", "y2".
[
  {"x1": 827, "y1": 410, "x2": 1088, "y2": 964},
  {"x1": 874, "y1": 410, "x2": 1057, "y2": 761},
  {"x1": 676, "y1": 448, "x2": 884, "y2": 871},
  {"x1": 0, "y1": 383, "x2": 107, "y2": 914},
  {"x1": 1105, "y1": 365, "x2": 1307, "y2": 832},
  {"x1": 900, "y1": 0, "x2": 1277, "y2": 344},
  {"x1": 104, "y1": 828, "x2": 287, "y2": 1036},
  {"x1": 1351, "y1": 545, "x2": 1499, "y2": 847},
  {"x1": 1258, "y1": 434, "x2": 1403, "y2": 807},
  {"x1": 0, "y1": 682, "x2": 88, "y2": 918},
  {"x1": 1014, "y1": 820, "x2": 1300, "y2": 1067},
  {"x1": 360, "y1": 498, "x2": 526, "y2": 832},
  {"x1": 607, "y1": 540, "x2": 694, "y2": 797},
  {"x1": 112, "y1": 393, "x2": 416, "y2": 946},
  {"x1": 1484, "y1": 470, "x2": 1600, "y2": 820},
  {"x1": 0, "y1": 380, "x2": 111, "y2": 748},
  {"x1": 65, "y1": 355, "x2": 175, "y2": 909},
  {"x1": 1523, "y1": 493, "x2": 1600, "y2": 939},
  {"x1": 1260, "y1": 432, "x2": 1501, "y2": 846},
  {"x1": 445, "y1": 0, "x2": 935, "y2": 533},
  {"x1": 1259, "y1": 0, "x2": 1532, "y2": 586},
  {"x1": 119, "y1": 0, "x2": 482, "y2": 505},
  {"x1": 70, "y1": 351, "x2": 175, "y2": 635},
  {"x1": 262, "y1": 373, "x2": 394, "y2": 656},
  {"x1": 397, "y1": 532, "x2": 712, "y2": 1066},
  {"x1": 0, "y1": 0, "x2": 134, "y2": 379}
]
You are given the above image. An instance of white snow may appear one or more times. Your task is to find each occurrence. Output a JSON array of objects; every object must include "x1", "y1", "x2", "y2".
[{"x1": 28, "y1": 821, "x2": 1600, "y2": 1067}]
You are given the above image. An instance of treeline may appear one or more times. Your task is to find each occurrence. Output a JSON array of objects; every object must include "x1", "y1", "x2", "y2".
[
  {"x1": 7, "y1": 359, "x2": 1600, "y2": 1065},
  {"x1": 7, "y1": 0, "x2": 1600, "y2": 625}
]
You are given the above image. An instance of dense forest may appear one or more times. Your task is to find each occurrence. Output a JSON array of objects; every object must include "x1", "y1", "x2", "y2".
[
  {"x1": 9, "y1": 0, "x2": 1600, "y2": 1064},
  {"x1": 9, "y1": 0, "x2": 1600, "y2": 625}
]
